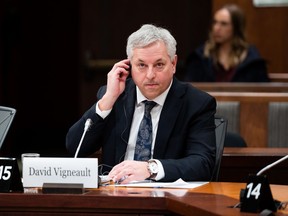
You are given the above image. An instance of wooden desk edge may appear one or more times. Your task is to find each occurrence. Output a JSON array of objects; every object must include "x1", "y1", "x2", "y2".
[
  {"x1": 223, "y1": 147, "x2": 288, "y2": 156},
  {"x1": 0, "y1": 182, "x2": 287, "y2": 215}
]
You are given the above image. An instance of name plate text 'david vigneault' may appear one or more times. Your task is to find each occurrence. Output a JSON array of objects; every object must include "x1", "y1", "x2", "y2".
[{"x1": 22, "y1": 158, "x2": 98, "y2": 188}]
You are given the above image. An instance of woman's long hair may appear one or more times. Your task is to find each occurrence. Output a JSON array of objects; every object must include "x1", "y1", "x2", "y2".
[{"x1": 204, "y1": 4, "x2": 249, "y2": 68}]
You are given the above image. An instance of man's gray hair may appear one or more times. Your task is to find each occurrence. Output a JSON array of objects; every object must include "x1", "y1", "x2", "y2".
[{"x1": 126, "y1": 24, "x2": 177, "y2": 61}]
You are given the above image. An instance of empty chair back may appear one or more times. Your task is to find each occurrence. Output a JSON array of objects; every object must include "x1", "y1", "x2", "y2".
[{"x1": 211, "y1": 116, "x2": 228, "y2": 181}]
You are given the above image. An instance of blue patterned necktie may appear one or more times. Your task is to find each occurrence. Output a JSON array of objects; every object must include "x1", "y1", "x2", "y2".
[{"x1": 134, "y1": 100, "x2": 157, "y2": 161}]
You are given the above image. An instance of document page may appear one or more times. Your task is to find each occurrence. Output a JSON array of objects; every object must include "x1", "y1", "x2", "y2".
[{"x1": 111, "y1": 178, "x2": 209, "y2": 189}]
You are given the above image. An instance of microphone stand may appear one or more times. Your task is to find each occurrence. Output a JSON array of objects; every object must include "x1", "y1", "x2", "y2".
[{"x1": 74, "y1": 119, "x2": 93, "y2": 158}]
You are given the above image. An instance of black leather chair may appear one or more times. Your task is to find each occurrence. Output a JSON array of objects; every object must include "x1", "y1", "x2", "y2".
[
  {"x1": 225, "y1": 132, "x2": 247, "y2": 147},
  {"x1": 211, "y1": 116, "x2": 228, "y2": 182}
]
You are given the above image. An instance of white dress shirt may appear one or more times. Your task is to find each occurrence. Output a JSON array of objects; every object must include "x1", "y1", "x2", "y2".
[{"x1": 96, "y1": 80, "x2": 173, "y2": 180}]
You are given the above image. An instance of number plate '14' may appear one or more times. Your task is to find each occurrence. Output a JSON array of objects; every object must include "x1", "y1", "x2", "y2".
[{"x1": 241, "y1": 174, "x2": 276, "y2": 213}]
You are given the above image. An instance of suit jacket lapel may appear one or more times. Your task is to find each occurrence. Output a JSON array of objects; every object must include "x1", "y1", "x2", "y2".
[
  {"x1": 154, "y1": 79, "x2": 186, "y2": 158},
  {"x1": 115, "y1": 80, "x2": 136, "y2": 161}
]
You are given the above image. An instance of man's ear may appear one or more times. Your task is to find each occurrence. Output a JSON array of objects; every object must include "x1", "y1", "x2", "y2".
[{"x1": 172, "y1": 55, "x2": 178, "y2": 74}]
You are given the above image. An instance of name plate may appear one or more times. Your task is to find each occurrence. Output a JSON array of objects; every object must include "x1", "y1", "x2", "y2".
[{"x1": 22, "y1": 157, "x2": 98, "y2": 188}]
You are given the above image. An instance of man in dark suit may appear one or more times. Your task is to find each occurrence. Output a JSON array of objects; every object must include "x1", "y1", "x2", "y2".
[{"x1": 66, "y1": 24, "x2": 216, "y2": 184}]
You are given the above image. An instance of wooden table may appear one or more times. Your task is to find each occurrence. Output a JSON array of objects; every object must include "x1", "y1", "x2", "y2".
[
  {"x1": 0, "y1": 182, "x2": 287, "y2": 215},
  {"x1": 220, "y1": 148, "x2": 288, "y2": 185}
]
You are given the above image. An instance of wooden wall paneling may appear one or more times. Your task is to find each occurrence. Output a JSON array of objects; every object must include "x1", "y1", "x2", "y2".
[
  {"x1": 210, "y1": 92, "x2": 288, "y2": 147},
  {"x1": 193, "y1": 82, "x2": 288, "y2": 92},
  {"x1": 240, "y1": 102, "x2": 268, "y2": 147}
]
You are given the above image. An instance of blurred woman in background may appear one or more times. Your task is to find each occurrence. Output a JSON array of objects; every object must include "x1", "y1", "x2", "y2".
[{"x1": 184, "y1": 4, "x2": 270, "y2": 82}]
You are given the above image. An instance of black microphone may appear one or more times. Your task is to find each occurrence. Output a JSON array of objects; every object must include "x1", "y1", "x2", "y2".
[{"x1": 74, "y1": 118, "x2": 93, "y2": 158}]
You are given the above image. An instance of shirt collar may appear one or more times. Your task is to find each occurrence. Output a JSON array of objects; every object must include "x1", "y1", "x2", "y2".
[{"x1": 136, "y1": 79, "x2": 173, "y2": 107}]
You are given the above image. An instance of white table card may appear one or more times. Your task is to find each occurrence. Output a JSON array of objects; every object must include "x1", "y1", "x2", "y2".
[{"x1": 22, "y1": 157, "x2": 98, "y2": 188}]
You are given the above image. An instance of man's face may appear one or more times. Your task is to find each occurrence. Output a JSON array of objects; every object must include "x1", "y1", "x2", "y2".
[
  {"x1": 130, "y1": 41, "x2": 177, "y2": 100},
  {"x1": 212, "y1": 8, "x2": 233, "y2": 44}
]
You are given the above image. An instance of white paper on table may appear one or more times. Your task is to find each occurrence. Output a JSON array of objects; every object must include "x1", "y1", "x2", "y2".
[{"x1": 111, "y1": 178, "x2": 209, "y2": 189}]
